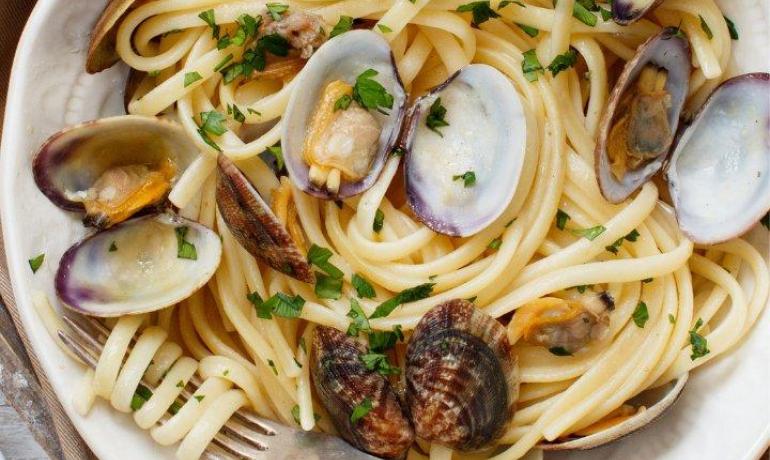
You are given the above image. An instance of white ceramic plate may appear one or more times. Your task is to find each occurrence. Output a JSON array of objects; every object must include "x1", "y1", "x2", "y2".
[{"x1": 1, "y1": 1, "x2": 768, "y2": 459}]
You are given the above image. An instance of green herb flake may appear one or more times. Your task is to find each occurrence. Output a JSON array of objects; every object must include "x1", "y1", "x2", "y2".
[
  {"x1": 632, "y1": 301, "x2": 649, "y2": 328},
  {"x1": 642, "y1": 278, "x2": 654, "y2": 284},
  {"x1": 291, "y1": 405, "x2": 302, "y2": 425},
  {"x1": 223, "y1": 369, "x2": 230, "y2": 376},
  {"x1": 248, "y1": 291, "x2": 273, "y2": 319},
  {"x1": 689, "y1": 318, "x2": 710, "y2": 360},
  {"x1": 456, "y1": 1, "x2": 500, "y2": 27},
  {"x1": 350, "y1": 397, "x2": 373, "y2": 424},
  {"x1": 265, "y1": 145, "x2": 285, "y2": 171},
  {"x1": 599, "y1": 6, "x2": 612, "y2": 21},
  {"x1": 352, "y1": 69, "x2": 394, "y2": 114},
  {"x1": 334, "y1": 94, "x2": 352, "y2": 111},
  {"x1": 377, "y1": 24, "x2": 393, "y2": 33},
  {"x1": 549, "y1": 346, "x2": 573, "y2": 356},
  {"x1": 307, "y1": 244, "x2": 344, "y2": 279},
  {"x1": 352, "y1": 274, "x2": 376, "y2": 299},
  {"x1": 575, "y1": 284, "x2": 592, "y2": 294},
  {"x1": 108, "y1": 242, "x2": 118, "y2": 252},
  {"x1": 555, "y1": 209, "x2": 570, "y2": 230},
  {"x1": 572, "y1": 1, "x2": 597, "y2": 27},
  {"x1": 570, "y1": 225, "x2": 606, "y2": 241},
  {"x1": 370, "y1": 283, "x2": 434, "y2": 319},
  {"x1": 330, "y1": 15, "x2": 354, "y2": 38},
  {"x1": 299, "y1": 337, "x2": 307, "y2": 354},
  {"x1": 373, "y1": 209, "x2": 385, "y2": 233},
  {"x1": 699, "y1": 15, "x2": 713, "y2": 40},
  {"x1": 605, "y1": 237, "x2": 624, "y2": 254},
  {"x1": 176, "y1": 380, "x2": 185, "y2": 388},
  {"x1": 547, "y1": 48, "x2": 578, "y2": 77},
  {"x1": 184, "y1": 72, "x2": 203, "y2": 87},
  {"x1": 426, "y1": 97, "x2": 450, "y2": 136},
  {"x1": 194, "y1": 394, "x2": 205, "y2": 402},
  {"x1": 360, "y1": 352, "x2": 401, "y2": 376},
  {"x1": 724, "y1": 15, "x2": 739, "y2": 40},
  {"x1": 262, "y1": 293, "x2": 305, "y2": 319},
  {"x1": 214, "y1": 53, "x2": 234, "y2": 72},
  {"x1": 466, "y1": 296, "x2": 478, "y2": 303},
  {"x1": 522, "y1": 49, "x2": 544, "y2": 82},
  {"x1": 625, "y1": 229, "x2": 640, "y2": 242},
  {"x1": 238, "y1": 14, "x2": 261, "y2": 38},
  {"x1": 198, "y1": 9, "x2": 219, "y2": 38},
  {"x1": 488, "y1": 237, "x2": 502, "y2": 250},
  {"x1": 199, "y1": 110, "x2": 228, "y2": 136},
  {"x1": 516, "y1": 23, "x2": 539, "y2": 37},
  {"x1": 266, "y1": 3, "x2": 289, "y2": 21},
  {"x1": 368, "y1": 326, "x2": 404, "y2": 352},
  {"x1": 346, "y1": 298, "x2": 371, "y2": 336},
  {"x1": 28, "y1": 253, "x2": 45, "y2": 273},
  {"x1": 453, "y1": 171, "x2": 477, "y2": 188},
  {"x1": 267, "y1": 359, "x2": 279, "y2": 375},
  {"x1": 668, "y1": 313, "x2": 676, "y2": 324},
  {"x1": 315, "y1": 271, "x2": 343, "y2": 300},
  {"x1": 174, "y1": 226, "x2": 198, "y2": 260}
]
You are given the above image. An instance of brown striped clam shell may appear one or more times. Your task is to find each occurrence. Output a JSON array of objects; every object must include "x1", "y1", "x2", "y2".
[
  {"x1": 311, "y1": 326, "x2": 415, "y2": 458},
  {"x1": 405, "y1": 299, "x2": 519, "y2": 451},
  {"x1": 215, "y1": 154, "x2": 314, "y2": 283}
]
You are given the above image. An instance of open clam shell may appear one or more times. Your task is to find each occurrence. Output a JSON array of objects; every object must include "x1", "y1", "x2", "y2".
[
  {"x1": 86, "y1": 0, "x2": 138, "y2": 73},
  {"x1": 404, "y1": 64, "x2": 527, "y2": 237},
  {"x1": 281, "y1": 30, "x2": 407, "y2": 199},
  {"x1": 539, "y1": 373, "x2": 688, "y2": 450},
  {"x1": 56, "y1": 213, "x2": 222, "y2": 317},
  {"x1": 666, "y1": 73, "x2": 770, "y2": 244},
  {"x1": 595, "y1": 28, "x2": 691, "y2": 204},
  {"x1": 611, "y1": 0, "x2": 663, "y2": 25},
  {"x1": 33, "y1": 115, "x2": 198, "y2": 227},
  {"x1": 216, "y1": 154, "x2": 314, "y2": 283}
]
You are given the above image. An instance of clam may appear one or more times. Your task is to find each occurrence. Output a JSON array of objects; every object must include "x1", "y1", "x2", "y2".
[
  {"x1": 596, "y1": 28, "x2": 691, "y2": 204},
  {"x1": 56, "y1": 213, "x2": 222, "y2": 317},
  {"x1": 403, "y1": 64, "x2": 527, "y2": 237},
  {"x1": 86, "y1": 0, "x2": 138, "y2": 73},
  {"x1": 405, "y1": 299, "x2": 519, "y2": 451},
  {"x1": 610, "y1": 0, "x2": 663, "y2": 25},
  {"x1": 311, "y1": 326, "x2": 414, "y2": 458},
  {"x1": 508, "y1": 290, "x2": 614, "y2": 354},
  {"x1": 666, "y1": 73, "x2": 770, "y2": 244},
  {"x1": 281, "y1": 30, "x2": 407, "y2": 199},
  {"x1": 216, "y1": 154, "x2": 314, "y2": 283},
  {"x1": 33, "y1": 116, "x2": 198, "y2": 228},
  {"x1": 539, "y1": 373, "x2": 688, "y2": 450}
]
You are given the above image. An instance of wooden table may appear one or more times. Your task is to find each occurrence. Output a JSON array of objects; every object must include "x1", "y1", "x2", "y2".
[{"x1": 0, "y1": 390, "x2": 47, "y2": 459}]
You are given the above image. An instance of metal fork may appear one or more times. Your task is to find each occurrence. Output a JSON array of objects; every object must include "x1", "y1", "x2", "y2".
[{"x1": 58, "y1": 315, "x2": 376, "y2": 460}]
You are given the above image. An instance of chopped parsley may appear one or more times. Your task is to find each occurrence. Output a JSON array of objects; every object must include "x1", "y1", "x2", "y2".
[
  {"x1": 315, "y1": 272, "x2": 343, "y2": 300},
  {"x1": 522, "y1": 49, "x2": 544, "y2": 82},
  {"x1": 267, "y1": 359, "x2": 278, "y2": 375},
  {"x1": 377, "y1": 24, "x2": 393, "y2": 33},
  {"x1": 574, "y1": 284, "x2": 592, "y2": 293},
  {"x1": 229, "y1": 104, "x2": 246, "y2": 123},
  {"x1": 668, "y1": 313, "x2": 676, "y2": 324},
  {"x1": 642, "y1": 278, "x2": 653, "y2": 284},
  {"x1": 174, "y1": 227, "x2": 198, "y2": 260},
  {"x1": 265, "y1": 145, "x2": 284, "y2": 170},
  {"x1": 516, "y1": 23, "x2": 539, "y2": 37},
  {"x1": 373, "y1": 209, "x2": 385, "y2": 233},
  {"x1": 307, "y1": 244, "x2": 344, "y2": 279},
  {"x1": 466, "y1": 296, "x2": 478, "y2": 303},
  {"x1": 176, "y1": 380, "x2": 185, "y2": 388},
  {"x1": 360, "y1": 352, "x2": 401, "y2": 376},
  {"x1": 346, "y1": 298, "x2": 371, "y2": 336},
  {"x1": 28, "y1": 253, "x2": 44, "y2": 273},
  {"x1": 352, "y1": 69, "x2": 394, "y2": 115},
  {"x1": 488, "y1": 237, "x2": 502, "y2": 250},
  {"x1": 547, "y1": 48, "x2": 578, "y2": 77},
  {"x1": 453, "y1": 171, "x2": 477, "y2": 188},
  {"x1": 570, "y1": 225, "x2": 606, "y2": 241},
  {"x1": 194, "y1": 394, "x2": 205, "y2": 403},
  {"x1": 147, "y1": 70, "x2": 161, "y2": 77},
  {"x1": 350, "y1": 397, "x2": 373, "y2": 424},
  {"x1": 214, "y1": 53, "x2": 234, "y2": 72},
  {"x1": 291, "y1": 405, "x2": 321, "y2": 425},
  {"x1": 299, "y1": 337, "x2": 307, "y2": 354},
  {"x1": 238, "y1": 14, "x2": 261, "y2": 39},
  {"x1": 352, "y1": 274, "x2": 376, "y2": 299},
  {"x1": 606, "y1": 229, "x2": 641, "y2": 253},
  {"x1": 262, "y1": 293, "x2": 305, "y2": 319},
  {"x1": 220, "y1": 34, "x2": 290, "y2": 84},
  {"x1": 556, "y1": 209, "x2": 570, "y2": 230},
  {"x1": 184, "y1": 71, "x2": 203, "y2": 87},
  {"x1": 266, "y1": 3, "x2": 289, "y2": 21},
  {"x1": 198, "y1": 9, "x2": 219, "y2": 39},
  {"x1": 223, "y1": 369, "x2": 230, "y2": 376},
  {"x1": 330, "y1": 15, "x2": 354, "y2": 38},
  {"x1": 571, "y1": 0, "x2": 597, "y2": 27},
  {"x1": 426, "y1": 97, "x2": 450, "y2": 136},
  {"x1": 724, "y1": 15, "x2": 739, "y2": 40},
  {"x1": 370, "y1": 283, "x2": 434, "y2": 319},
  {"x1": 334, "y1": 94, "x2": 352, "y2": 111},
  {"x1": 689, "y1": 318, "x2": 710, "y2": 360},
  {"x1": 108, "y1": 242, "x2": 118, "y2": 252},
  {"x1": 632, "y1": 301, "x2": 649, "y2": 328},
  {"x1": 369, "y1": 325, "x2": 404, "y2": 352},
  {"x1": 699, "y1": 15, "x2": 713, "y2": 40},
  {"x1": 130, "y1": 384, "x2": 154, "y2": 411},
  {"x1": 456, "y1": 1, "x2": 500, "y2": 27},
  {"x1": 599, "y1": 6, "x2": 612, "y2": 21},
  {"x1": 549, "y1": 346, "x2": 573, "y2": 356},
  {"x1": 199, "y1": 110, "x2": 228, "y2": 136}
]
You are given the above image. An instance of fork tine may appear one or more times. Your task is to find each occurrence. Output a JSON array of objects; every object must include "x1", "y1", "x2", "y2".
[
  {"x1": 58, "y1": 330, "x2": 99, "y2": 367},
  {"x1": 220, "y1": 419, "x2": 270, "y2": 449},
  {"x1": 61, "y1": 316, "x2": 103, "y2": 352},
  {"x1": 213, "y1": 432, "x2": 268, "y2": 458}
]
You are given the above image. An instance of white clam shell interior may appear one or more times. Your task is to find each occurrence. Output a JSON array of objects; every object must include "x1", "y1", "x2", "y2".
[
  {"x1": 57, "y1": 213, "x2": 222, "y2": 316},
  {"x1": 667, "y1": 75, "x2": 770, "y2": 244},
  {"x1": 406, "y1": 64, "x2": 527, "y2": 237}
]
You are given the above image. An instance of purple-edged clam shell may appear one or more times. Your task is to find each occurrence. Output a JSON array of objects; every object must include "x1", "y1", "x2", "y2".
[
  {"x1": 595, "y1": 28, "x2": 691, "y2": 204},
  {"x1": 33, "y1": 115, "x2": 197, "y2": 213},
  {"x1": 56, "y1": 213, "x2": 222, "y2": 317},
  {"x1": 667, "y1": 73, "x2": 770, "y2": 244},
  {"x1": 404, "y1": 64, "x2": 527, "y2": 237},
  {"x1": 86, "y1": 0, "x2": 137, "y2": 73},
  {"x1": 611, "y1": 0, "x2": 662, "y2": 25},
  {"x1": 281, "y1": 30, "x2": 407, "y2": 200},
  {"x1": 216, "y1": 154, "x2": 314, "y2": 283}
]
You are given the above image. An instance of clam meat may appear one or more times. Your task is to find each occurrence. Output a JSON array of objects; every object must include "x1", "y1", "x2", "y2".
[
  {"x1": 56, "y1": 213, "x2": 222, "y2": 317},
  {"x1": 33, "y1": 116, "x2": 197, "y2": 228},
  {"x1": 596, "y1": 28, "x2": 690, "y2": 204},
  {"x1": 311, "y1": 326, "x2": 414, "y2": 458},
  {"x1": 282, "y1": 30, "x2": 407, "y2": 199},
  {"x1": 403, "y1": 64, "x2": 527, "y2": 237},
  {"x1": 405, "y1": 299, "x2": 519, "y2": 451},
  {"x1": 509, "y1": 290, "x2": 613, "y2": 354},
  {"x1": 666, "y1": 73, "x2": 770, "y2": 244}
]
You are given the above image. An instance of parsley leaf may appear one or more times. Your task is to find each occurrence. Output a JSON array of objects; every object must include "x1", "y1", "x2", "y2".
[
  {"x1": 267, "y1": 359, "x2": 278, "y2": 375},
  {"x1": 175, "y1": 227, "x2": 198, "y2": 260},
  {"x1": 307, "y1": 244, "x2": 344, "y2": 279},
  {"x1": 699, "y1": 15, "x2": 713, "y2": 40},
  {"x1": 199, "y1": 110, "x2": 228, "y2": 136},
  {"x1": 266, "y1": 3, "x2": 289, "y2": 21},
  {"x1": 377, "y1": 24, "x2": 393, "y2": 33},
  {"x1": 370, "y1": 283, "x2": 434, "y2": 319},
  {"x1": 28, "y1": 253, "x2": 44, "y2": 273},
  {"x1": 263, "y1": 144, "x2": 284, "y2": 171},
  {"x1": 457, "y1": 1, "x2": 500, "y2": 27},
  {"x1": 291, "y1": 405, "x2": 321, "y2": 425},
  {"x1": 632, "y1": 301, "x2": 649, "y2": 328},
  {"x1": 572, "y1": 1, "x2": 597, "y2": 26},
  {"x1": 373, "y1": 209, "x2": 385, "y2": 233},
  {"x1": 453, "y1": 171, "x2": 476, "y2": 187},
  {"x1": 352, "y1": 69, "x2": 394, "y2": 114},
  {"x1": 214, "y1": 53, "x2": 234, "y2": 72},
  {"x1": 724, "y1": 15, "x2": 739, "y2": 40},
  {"x1": 668, "y1": 313, "x2": 676, "y2": 324},
  {"x1": 549, "y1": 346, "x2": 573, "y2": 356},
  {"x1": 346, "y1": 298, "x2": 371, "y2": 336},
  {"x1": 184, "y1": 71, "x2": 203, "y2": 87},
  {"x1": 248, "y1": 291, "x2": 273, "y2": 319},
  {"x1": 522, "y1": 49, "x2": 544, "y2": 82},
  {"x1": 689, "y1": 318, "x2": 710, "y2": 360},
  {"x1": 352, "y1": 274, "x2": 376, "y2": 299},
  {"x1": 230, "y1": 104, "x2": 246, "y2": 123},
  {"x1": 350, "y1": 397, "x2": 373, "y2": 424},
  {"x1": 198, "y1": 9, "x2": 219, "y2": 39},
  {"x1": 368, "y1": 326, "x2": 404, "y2": 352},
  {"x1": 570, "y1": 225, "x2": 606, "y2": 241},
  {"x1": 556, "y1": 208, "x2": 570, "y2": 230},
  {"x1": 315, "y1": 272, "x2": 343, "y2": 300},
  {"x1": 330, "y1": 15, "x2": 354, "y2": 38},
  {"x1": 360, "y1": 352, "x2": 401, "y2": 376},
  {"x1": 334, "y1": 94, "x2": 352, "y2": 111},
  {"x1": 516, "y1": 23, "x2": 539, "y2": 37},
  {"x1": 547, "y1": 48, "x2": 578, "y2": 77},
  {"x1": 426, "y1": 97, "x2": 450, "y2": 136},
  {"x1": 262, "y1": 293, "x2": 305, "y2": 318},
  {"x1": 108, "y1": 242, "x2": 118, "y2": 252},
  {"x1": 488, "y1": 237, "x2": 502, "y2": 250}
]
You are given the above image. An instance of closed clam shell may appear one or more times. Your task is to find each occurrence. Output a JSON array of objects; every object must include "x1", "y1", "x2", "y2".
[
  {"x1": 406, "y1": 299, "x2": 519, "y2": 451},
  {"x1": 311, "y1": 326, "x2": 414, "y2": 458},
  {"x1": 611, "y1": 0, "x2": 663, "y2": 25},
  {"x1": 87, "y1": 0, "x2": 139, "y2": 73}
]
